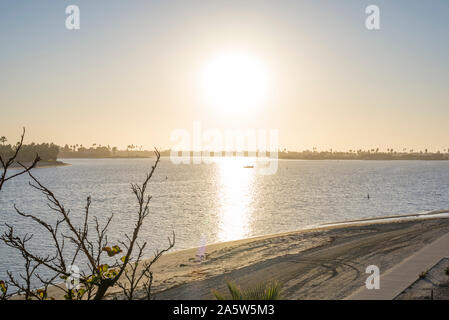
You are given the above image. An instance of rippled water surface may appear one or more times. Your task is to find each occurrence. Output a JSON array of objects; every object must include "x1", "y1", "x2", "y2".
[{"x1": 1, "y1": 158, "x2": 449, "y2": 279}]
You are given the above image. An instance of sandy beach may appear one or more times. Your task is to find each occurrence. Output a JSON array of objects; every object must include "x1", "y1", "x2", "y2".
[{"x1": 99, "y1": 215, "x2": 449, "y2": 300}]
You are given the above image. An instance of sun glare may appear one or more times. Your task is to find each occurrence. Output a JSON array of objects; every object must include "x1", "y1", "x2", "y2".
[{"x1": 200, "y1": 51, "x2": 270, "y2": 115}]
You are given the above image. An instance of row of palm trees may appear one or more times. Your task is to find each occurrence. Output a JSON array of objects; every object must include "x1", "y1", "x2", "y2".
[
  {"x1": 306, "y1": 147, "x2": 449, "y2": 154},
  {"x1": 63, "y1": 144, "x2": 144, "y2": 153}
]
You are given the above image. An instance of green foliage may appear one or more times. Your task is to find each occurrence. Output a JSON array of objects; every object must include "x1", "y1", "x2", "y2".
[
  {"x1": 35, "y1": 289, "x2": 48, "y2": 300},
  {"x1": 102, "y1": 245, "x2": 123, "y2": 257},
  {"x1": 213, "y1": 281, "x2": 282, "y2": 300},
  {"x1": 95, "y1": 264, "x2": 118, "y2": 279},
  {"x1": 0, "y1": 280, "x2": 7, "y2": 299},
  {"x1": 63, "y1": 288, "x2": 85, "y2": 300}
]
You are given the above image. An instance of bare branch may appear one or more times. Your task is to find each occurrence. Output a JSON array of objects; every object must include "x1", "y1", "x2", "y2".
[
  {"x1": 0, "y1": 128, "x2": 40, "y2": 191},
  {"x1": 1, "y1": 148, "x2": 172, "y2": 300}
]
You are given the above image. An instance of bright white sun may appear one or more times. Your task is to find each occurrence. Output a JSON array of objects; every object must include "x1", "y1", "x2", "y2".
[{"x1": 200, "y1": 51, "x2": 270, "y2": 115}]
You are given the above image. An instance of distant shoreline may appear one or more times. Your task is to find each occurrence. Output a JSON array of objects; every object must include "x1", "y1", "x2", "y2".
[
  {"x1": 58, "y1": 150, "x2": 449, "y2": 161},
  {"x1": 58, "y1": 156, "x2": 154, "y2": 159},
  {"x1": 57, "y1": 155, "x2": 449, "y2": 161},
  {"x1": 8, "y1": 160, "x2": 69, "y2": 169}
]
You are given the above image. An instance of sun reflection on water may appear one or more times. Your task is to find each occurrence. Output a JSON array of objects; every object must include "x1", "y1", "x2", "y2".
[{"x1": 216, "y1": 157, "x2": 256, "y2": 242}]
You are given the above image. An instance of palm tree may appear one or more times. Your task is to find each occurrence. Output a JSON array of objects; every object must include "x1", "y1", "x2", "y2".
[
  {"x1": 213, "y1": 281, "x2": 282, "y2": 300},
  {"x1": 127, "y1": 145, "x2": 134, "y2": 157},
  {"x1": 0, "y1": 136, "x2": 7, "y2": 145}
]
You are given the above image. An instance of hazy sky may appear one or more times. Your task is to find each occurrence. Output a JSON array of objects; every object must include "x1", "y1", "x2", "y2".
[{"x1": 1, "y1": 0, "x2": 449, "y2": 151}]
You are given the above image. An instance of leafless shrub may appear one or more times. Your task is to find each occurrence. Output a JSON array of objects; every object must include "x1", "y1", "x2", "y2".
[
  {"x1": 116, "y1": 232, "x2": 175, "y2": 300},
  {"x1": 0, "y1": 148, "x2": 174, "y2": 300}
]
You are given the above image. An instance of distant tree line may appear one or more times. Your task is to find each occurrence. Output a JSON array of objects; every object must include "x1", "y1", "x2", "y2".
[
  {"x1": 2, "y1": 132, "x2": 449, "y2": 161},
  {"x1": 58, "y1": 144, "x2": 156, "y2": 158},
  {"x1": 59, "y1": 147, "x2": 449, "y2": 160},
  {"x1": 0, "y1": 136, "x2": 58, "y2": 162},
  {"x1": 159, "y1": 149, "x2": 449, "y2": 160},
  {"x1": 278, "y1": 149, "x2": 449, "y2": 160}
]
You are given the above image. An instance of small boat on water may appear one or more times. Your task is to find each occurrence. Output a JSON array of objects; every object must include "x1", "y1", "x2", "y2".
[{"x1": 243, "y1": 165, "x2": 254, "y2": 168}]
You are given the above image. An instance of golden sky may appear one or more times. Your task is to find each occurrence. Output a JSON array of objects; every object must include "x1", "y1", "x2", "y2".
[{"x1": 1, "y1": 1, "x2": 449, "y2": 152}]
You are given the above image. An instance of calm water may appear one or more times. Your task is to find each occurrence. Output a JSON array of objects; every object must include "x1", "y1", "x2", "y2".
[{"x1": 1, "y1": 158, "x2": 449, "y2": 280}]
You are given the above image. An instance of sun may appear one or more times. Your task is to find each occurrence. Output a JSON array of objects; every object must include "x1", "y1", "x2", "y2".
[{"x1": 200, "y1": 51, "x2": 270, "y2": 115}]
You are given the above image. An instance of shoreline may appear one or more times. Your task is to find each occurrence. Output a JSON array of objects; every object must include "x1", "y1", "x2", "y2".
[
  {"x1": 6, "y1": 195, "x2": 449, "y2": 299},
  {"x1": 57, "y1": 155, "x2": 449, "y2": 161},
  {"x1": 146, "y1": 208, "x2": 449, "y2": 258},
  {"x1": 7, "y1": 160, "x2": 70, "y2": 169},
  {"x1": 106, "y1": 214, "x2": 449, "y2": 300},
  {"x1": 318, "y1": 209, "x2": 449, "y2": 227},
  {"x1": 30, "y1": 214, "x2": 449, "y2": 300}
]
